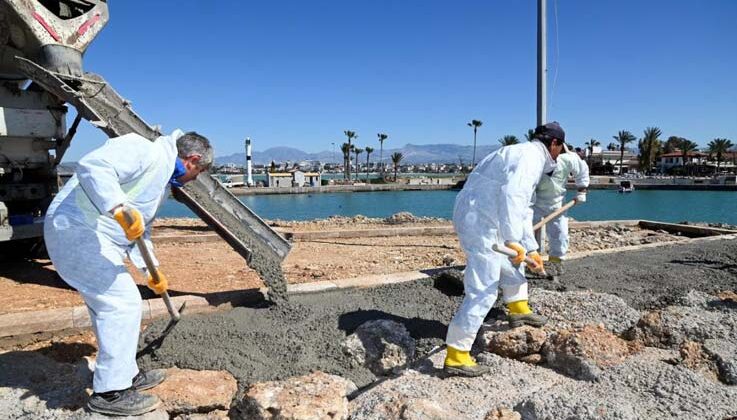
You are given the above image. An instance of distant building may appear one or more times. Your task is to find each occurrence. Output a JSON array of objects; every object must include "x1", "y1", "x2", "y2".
[
  {"x1": 267, "y1": 170, "x2": 322, "y2": 187},
  {"x1": 585, "y1": 146, "x2": 638, "y2": 174},
  {"x1": 657, "y1": 151, "x2": 706, "y2": 172}
]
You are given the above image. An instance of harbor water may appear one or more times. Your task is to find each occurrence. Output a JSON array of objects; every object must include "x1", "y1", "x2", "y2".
[{"x1": 158, "y1": 189, "x2": 737, "y2": 225}]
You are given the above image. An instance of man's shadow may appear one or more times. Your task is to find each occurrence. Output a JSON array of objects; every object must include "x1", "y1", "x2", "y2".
[{"x1": 0, "y1": 342, "x2": 96, "y2": 411}]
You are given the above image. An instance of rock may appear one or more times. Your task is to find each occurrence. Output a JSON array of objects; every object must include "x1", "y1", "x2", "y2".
[
  {"x1": 484, "y1": 406, "x2": 522, "y2": 420},
  {"x1": 85, "y1": 409, "x2": 170, "y2": 419},
  {"x1": 717, "y1": 290, "x2": 737, "y2": 303},
  {"x1": 349, "y1": 395, "x2": 463, "y2": 420},
  {"x1": 529, "y1": 289, "x2": 640, "y2": 334},
  {"x1": 516, "y1": 394, "x2": 638, "y2": 420},
  {"x1": 542, "y1": 324, "x2": 641, "y2": 381},
  {"x1": 174, "y1": 410, "x2": 230, "y2": 420},
  {"x1": 441, "y1": 254, "x2": 456, "y2": 266},
  {"x1": 625, "y1": 306, "x2": 737, "y2": 349},
  {"x1": 483, "y1": 326, "x2": 546, "y2": 361},
  {"x1": 235, "y1": 371, "x2": 356, "y2": 420},
  {"x1": 384, "y1": 212, "x2": 417, "y2": 224},
  {"x1": 400, "y1": 398, "x2": 462, "y2": 419},
  {"x1": 703, "y1": 339, "x2": 737, "y2": 385},
  {"x1": 148, "y1": 368, "x2": 237, "y2": 415},
  {"x1": 342, "y1": 320, "x2": 416, "y2": 375},
  {"x1": 676, "y1": 341, "x2": 719, "y2": 380},
  {"x1": 519, "y1": 354, "x2": 544, "y2": 364}
]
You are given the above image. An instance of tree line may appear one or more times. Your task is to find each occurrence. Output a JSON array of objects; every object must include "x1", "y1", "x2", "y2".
[{"x1": 340, "y1": 130, "x2": 403, "y2": 182}]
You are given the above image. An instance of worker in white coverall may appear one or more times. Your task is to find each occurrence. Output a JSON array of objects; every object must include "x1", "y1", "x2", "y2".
[
  {"x1": 533, "y1": 145, "x2": 590, "y2": 275},
  {"x1": 444, "y1": 122, "x2": 566, "y2": 377},
  {"x1": 44, "y1": 131, "x2": 213, "y2": 416}
]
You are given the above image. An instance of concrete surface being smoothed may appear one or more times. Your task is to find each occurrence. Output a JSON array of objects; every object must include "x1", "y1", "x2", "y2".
[{"x1": 139, "y1": 237, "x2": 737, "y2": 393}]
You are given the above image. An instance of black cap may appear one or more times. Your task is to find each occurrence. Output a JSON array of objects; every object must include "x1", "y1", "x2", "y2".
[{"x1": 534, "y1": 121, "x2": 566, "y2": 142}]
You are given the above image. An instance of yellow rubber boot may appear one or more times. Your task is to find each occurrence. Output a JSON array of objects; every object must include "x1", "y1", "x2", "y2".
[
  {"x1": 549, "y1": 256, "x2": 562, "y2": 264},
  {"x1": 507, "y1": 300, "x2": 547, "y2": 328},
  {"x1": 507, "y1": 300, "x2": 532, "y2": 315},
  {"x1": 445, "y1": 346, "x2": 477, "y2": 367},
  {"x1": 444, "y1": 346, "x2": 490, "y2": 377}
]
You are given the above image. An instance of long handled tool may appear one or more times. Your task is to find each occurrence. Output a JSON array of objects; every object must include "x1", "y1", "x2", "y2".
[
  {"x1": 533, "y1": 199, "x2": 577, "y2": 231},
  {"x1": 491, "y1": 243, "x2": 547, "y2": 276},
  {"x1": 122, "y1": 209, "x2": 186, "y2": 358}
]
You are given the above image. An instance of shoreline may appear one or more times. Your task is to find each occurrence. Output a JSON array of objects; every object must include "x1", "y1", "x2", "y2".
[{"x1": 224, "y1": 181, "x2": 737, "y2": 195}]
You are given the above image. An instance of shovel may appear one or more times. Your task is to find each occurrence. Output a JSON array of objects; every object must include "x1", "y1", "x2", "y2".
[
  {"x1": 122, "y1": 209, "x2": 186, "y2": 358},
  {"x1": 533, "y1": 199, "x2": 577, "y2": 231}
]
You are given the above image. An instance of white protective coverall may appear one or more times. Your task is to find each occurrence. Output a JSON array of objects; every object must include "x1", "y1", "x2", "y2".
[
  {"x1": 44, "y1": 130, "x2": 182, "y2": 393},
  {"x1": 447, "y1": 141, "x2": 557, "y2": 351},
  {"x1": 533, "y1": 152, "x2": 589, "y2": 259}
]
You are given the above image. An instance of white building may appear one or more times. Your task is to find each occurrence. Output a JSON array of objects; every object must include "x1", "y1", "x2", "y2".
[{"x1": 267, "y1": 170, "x2": 322, "y2": 187}]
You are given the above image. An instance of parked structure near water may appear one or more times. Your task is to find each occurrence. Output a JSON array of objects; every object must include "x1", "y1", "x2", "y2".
[{"x1": 268, "y1": 170, "x2": 322, "y2": 188}]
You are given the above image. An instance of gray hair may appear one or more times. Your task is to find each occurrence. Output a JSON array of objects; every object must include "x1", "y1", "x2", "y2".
[{"x1": 176, "y1": 131, "x2": 214, "y2": 169}]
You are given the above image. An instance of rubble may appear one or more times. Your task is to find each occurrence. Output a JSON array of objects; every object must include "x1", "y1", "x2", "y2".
[
  {"x1": 703, "y1": 339, "x2": 737, "y2": 385},
  {"x1": 625, "y1": 305, "x2": 737, "y2": 348},
  {"x1": 529, "y1": 289, "x2": 641, "y2": 334},
  {"x1": 482, "y1": 325, "x2": 547, "y2": 361},
  {"x1": 342, "y1": 320, "x2": 416, "y2": 376},
  {"x1": 675, "y1": 341, "x2": 719, "y2": 381},
  {"x1": 234, "y1": 371, "x2": 356, "y2": 420},
  {"x1": 568, "y1": 224, "x2": 679, "y2": 252},
  {"x1": 148, "y1": 368, "x2": 238, "y2": 415},
  {"x1": 543, "y1": 324, "x2": 641, "y2": 381},
  {"x1": 484, "y1": 407, "x2": 522, "y2": 420}
]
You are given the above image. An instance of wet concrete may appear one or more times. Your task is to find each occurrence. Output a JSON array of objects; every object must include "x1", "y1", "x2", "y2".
[
  {"x1": 139, "y1": 279, "x2": 460, "y2": 390},
  {"x1": 531, "y1": 237, "x2": 737, "y2": 310},
  {"x1": 139, "y1": 238, "x2": 737, "y2": 392}
]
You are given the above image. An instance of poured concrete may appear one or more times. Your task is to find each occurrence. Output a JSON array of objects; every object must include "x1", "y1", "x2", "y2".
[{"x1": 139, "y1": 238, "x2": 737, "y2": 394}]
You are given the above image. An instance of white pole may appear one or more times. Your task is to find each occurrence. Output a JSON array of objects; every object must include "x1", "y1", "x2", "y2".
[
  {"x1": 246, "y1": 137, "x2": 254, "y2": 187},
  {"x1": 537, "y1": 0, "x2": 547, "y2": 127}
]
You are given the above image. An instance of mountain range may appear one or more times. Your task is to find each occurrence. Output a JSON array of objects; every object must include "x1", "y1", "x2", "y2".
[{"x1": 217, "y1": 143, "x2": 500, "y2": 165}]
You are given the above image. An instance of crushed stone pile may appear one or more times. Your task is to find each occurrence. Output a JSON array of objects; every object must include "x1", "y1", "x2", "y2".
[{"x1": 569, "y1": 224, "x2": 679, "y2": 252}]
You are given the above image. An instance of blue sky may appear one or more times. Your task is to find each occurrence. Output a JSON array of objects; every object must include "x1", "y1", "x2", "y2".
[{"x1": 63, "y1": 0, "x2": 737, "y2": 160}]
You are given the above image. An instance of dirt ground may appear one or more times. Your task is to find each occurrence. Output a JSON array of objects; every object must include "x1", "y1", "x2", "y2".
[{"x1": 0, "y1": 217, "x2": 682, "y2": 316}]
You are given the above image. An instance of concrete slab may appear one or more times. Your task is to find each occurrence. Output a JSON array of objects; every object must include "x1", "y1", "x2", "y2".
[
  {"x1": 332, "y1": 271, "x2": 429, "y2": 289},
  {"x1": 0, "y1": 307, "x2": 74, "y2": 337},
  {"x1": 288, "y1": 281, "x2": 339, "y2": 294}
]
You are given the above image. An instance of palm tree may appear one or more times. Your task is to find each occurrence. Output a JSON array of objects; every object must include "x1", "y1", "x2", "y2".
[
  {"x1": 707, "y1": 138, "x2": 735, "y2": 174},
  {"x1": 340, "y1": 143, "x2": 352, "y2": 180},
  {"x1": 637, "y1": 127, "x2": 662, "y2": 174},
  {"x1": 678, "y1": 139, "x2": 699, "y2": 176},
  {"x1": 467, "y1": 120, "x2": 483, "y2": 168},
  {"x1": 613, "y1": 130, "x2": 637, "y2": 174},
  {"x1": 498, "y1": 135, "x2": 520, "y2": 146},
  {"x1": 343, "y1": 130, "x2": 357, "y2": 179},
  {"x1": 391, "y1": 152, "x2": 403, "y2": 181},
  {"x1": 364, "y1": 146, "x2": 374, "y2": 182},
  {"x1": 606, "y1": 142, "x2": 618, "y2": 151},
  {"x1": 584, "y1": 139, "x2": 601, "y2": 167},
  {"x1": 353, "y1": 147, "x2": 364, "y2": 181},
  {"x1": 377, "y1": 133, "x2": 388, "y2": 175},
  {"x1": 525, "y1": 129, "x2": 535, "y2": 141}
]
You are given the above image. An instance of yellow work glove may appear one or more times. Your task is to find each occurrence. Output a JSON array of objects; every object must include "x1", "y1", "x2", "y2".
[
  {"x1": 112, "y1": 206, "x2": 144, "y2": 241},
  {"x1": 147, "y1": 270, "x2": 168, "y2": 295},
  {"x1": 505, "y1": 242, "x2": 526, "y2": 266},
  {"x1": 527, "y1": 251, "x2": 545, "y2": 274}
]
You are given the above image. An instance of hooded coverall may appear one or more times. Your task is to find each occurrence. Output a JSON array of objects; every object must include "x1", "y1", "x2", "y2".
[
  {"x1": 533, "y1": 152, "x2": 589, "y2": 259},
  {"x1": 44, "y1": 130, "x2": 182, "y2": 393},
  {"x1": 447, "y1": 141, "x2": 557, "y2": 351}
]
